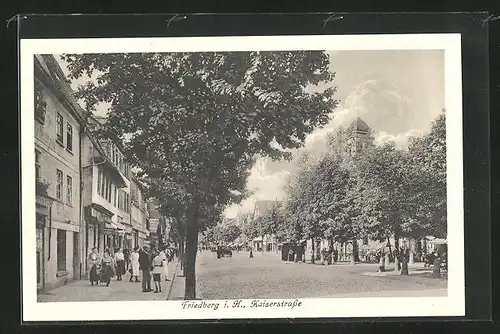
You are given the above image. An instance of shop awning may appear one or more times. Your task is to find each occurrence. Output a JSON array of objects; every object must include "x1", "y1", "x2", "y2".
[{"x1": 88, "y1": 203, "x2": 114, "y2": 218}]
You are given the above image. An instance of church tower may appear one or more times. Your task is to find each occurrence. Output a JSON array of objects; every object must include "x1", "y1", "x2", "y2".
[{"x1": 346, "y1": 117, "x2": 373, "y2": 156}]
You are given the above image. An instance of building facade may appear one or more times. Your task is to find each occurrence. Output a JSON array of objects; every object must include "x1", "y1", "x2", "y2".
[
  {"x1": 81, "y1": 122, "x2": 133, "y2": 276},
  {"x1": 34, "y1": 55, "x2": 85, "y2": 292},
  {"x1": 130, "y1": 177, "x2": 150, "y2": 249},
  {"x1": 34, "y1": 55, "x2": 151, "y2": 291}
]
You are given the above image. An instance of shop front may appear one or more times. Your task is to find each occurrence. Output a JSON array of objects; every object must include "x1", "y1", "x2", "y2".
[
  {"x1": 84, "y1": 204, "x2": 114, "y2": 273},
  {"x1": 36, "y1": 194, "x2": 53, "y2": 292}
]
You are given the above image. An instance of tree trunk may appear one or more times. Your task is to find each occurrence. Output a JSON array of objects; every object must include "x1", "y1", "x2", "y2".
[
  {"x1": 394, "y1": 232, "x2": 400, "y2": 271},
  {"x1": 432, "y1": 258, "x2": 441, "y2": 278},
  {"x1": 311, "y1": 237, "x2": 315, "y2": 264},
  {"x1": 184, "y1": 205, "x2": 200, "y2": 300},
  {"x1": 378, "y1": 254, "x2": 386, "y2": 272},
  {"x1": 350, "y1": 241, "x2": 356, "y2": 265},
  {"x1": 401, "y1": 250, "x2": 409, "y2": 275},
  {"x1": 386, "y1": 237, "x2": 392, "y2": 258},
  {"x1": 179, "y1": 236, "x2": 185, "y2": 277}
]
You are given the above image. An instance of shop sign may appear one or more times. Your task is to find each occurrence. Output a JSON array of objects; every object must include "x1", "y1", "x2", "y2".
[{"x1": 36, "y1": 195, "x2": 51, "y2": 208}]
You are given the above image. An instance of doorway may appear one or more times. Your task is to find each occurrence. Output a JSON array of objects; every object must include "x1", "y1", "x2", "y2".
[{"x1": 73, "y1": 232, "x2": 80, "y2": 280}]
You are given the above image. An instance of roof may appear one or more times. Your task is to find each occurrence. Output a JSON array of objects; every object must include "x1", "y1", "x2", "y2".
[
  {"x1": 348, "y1": 117, "x2": 371, "y2": 133},
  {"x1": 34, "y1": 55, "x2": 86, "y2": 125}
]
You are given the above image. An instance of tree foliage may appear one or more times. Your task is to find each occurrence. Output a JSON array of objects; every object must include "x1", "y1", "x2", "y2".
[
  {"x1": 63, "y1": 51, "x2": 338, "y2": 298},
  {"x1": 276, "y1": 111, "x2": 447, "y2": 249}
]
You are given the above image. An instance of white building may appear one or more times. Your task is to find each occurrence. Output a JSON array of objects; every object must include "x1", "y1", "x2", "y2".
[
  {"x1": 34, "y1": 55, "x2": 85, "y2": 292},
  {"x1": 81, "y1": 120, "x2": 133, "y2": 277}
]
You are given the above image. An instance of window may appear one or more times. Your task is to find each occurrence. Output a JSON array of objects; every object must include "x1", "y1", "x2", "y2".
[
  {"x1": 97, "y1": 168, "x2": 102, "y2": 194},
  {"x1": 35, "y1": 85, "x2": 46, "y2": 124},
  {"x1": 107, "y1": 180, "x2": 112, "y2": 202},
  {"x1": 35, "y1": 149, "x2": 41, "y2": 181},
  {"x1": 56, "y1": 230, "x2": 66, "y2": 271},
  {"x1": 106, "y1": 143, "x2": 111, "y2": 160},
  {"x1": 66, "y1": 123, "x2": 73, "y2": 152},
  {"x1": 118, "y1": 190, "x2": 123, "y2": 210},
  {"x1": 114, "y1": 187, "x2": 117, "y2": 207},
  {"x1": 66, "y1": 176, "x2": 73, "y2": 205},
  {"x1": 56, "y1": 113, "x2": 64, "y2": 144},
  {"x1": 100, "y1": 173, "x2": 106, "y2": 197},
  {"x1": 56, "y1": 169, "x2": 63, "y2": 200},
  {"x1": 104, "y1": 178, "x2": 109, "y2": 201}
]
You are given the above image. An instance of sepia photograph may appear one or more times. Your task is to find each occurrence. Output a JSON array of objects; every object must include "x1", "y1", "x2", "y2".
[{"x1": 21, "y1": 34, "x2": 464, "y2": 321}]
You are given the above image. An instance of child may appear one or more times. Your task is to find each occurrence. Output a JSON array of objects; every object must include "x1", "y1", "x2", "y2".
[{"x1": 151, "y1": 251, "x2": 164, "y2": 293}]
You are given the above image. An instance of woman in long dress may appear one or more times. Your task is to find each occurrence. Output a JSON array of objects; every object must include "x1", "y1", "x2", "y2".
[
  {"x1": 114, "y1": 248, "x2": 126, "y2": 281},
  {"x1": 100, "y1": 249, "x2": 114, "y2": 287},
  {"x1": 129, "y1": 246, "x2": 140, "y2": 282},
  {"x1": 88, "y1": 247, "x2": 101, "y2": 286},
  {"x1": 159, "y1": 248, "x2": 169, "y2": 281}
]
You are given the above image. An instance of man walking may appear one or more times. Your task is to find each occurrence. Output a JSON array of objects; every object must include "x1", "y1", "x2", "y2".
[{"x1": 139, "y1": 244, "x2": 153, "y2": 292}]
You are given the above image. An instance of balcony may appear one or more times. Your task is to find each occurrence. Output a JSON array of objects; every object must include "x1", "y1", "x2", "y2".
[{"x1": 94, "y1": 155, "x2": 127, "y2": 188}]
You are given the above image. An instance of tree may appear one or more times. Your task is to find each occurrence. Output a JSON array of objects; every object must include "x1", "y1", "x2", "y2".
[
  {"x1": 222, "y1": 224, "x2": 242, "y2": 245},
  {"x1": 63, "y1": 51, "x2": 338, "y2": 299},
  {"x1": 407, "y1": 111, "x2": 447, "y2": 238}
]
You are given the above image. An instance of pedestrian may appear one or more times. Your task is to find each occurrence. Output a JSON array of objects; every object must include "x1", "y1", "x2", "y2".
[
  {"x1": 114, "y1": 247, "x2": 125, "y2": 281},
  {"x1": 88, "y1": 247, "x2": 101, "y2": 286},
  {"x1": 159, "y1": 247, "x2": 169, "y2": 281},
  {"x1": 123, "y1": 247, "x2": 130, "y2": 271},
  {"x1": 100, "y1": 249, "x2": 114, "y2": 287},
  {"x1": 139, "y1": 244, "x2": 153, "y2": 292},
  {"x1": 249, "y1": 248, "x2": 254, "y2": 258},
  {"x1": 151, "y1": 250, "x2": 164, "y2": 293},
  {"x1": 129, "y1": 246, "x2": 140, "y2": 282}
]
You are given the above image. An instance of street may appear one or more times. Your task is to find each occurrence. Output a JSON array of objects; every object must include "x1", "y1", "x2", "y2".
[
  {"x1": 37, "y1": 251, "x2": 446, "y2": 302},
  {"x1": 195, "y1": 251, "x2": 447, "y2": 300}
]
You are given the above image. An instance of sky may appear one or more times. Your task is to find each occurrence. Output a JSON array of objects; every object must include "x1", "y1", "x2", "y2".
[{"x1": 56, "y1": 50, "x2": 445, "y2": 219}]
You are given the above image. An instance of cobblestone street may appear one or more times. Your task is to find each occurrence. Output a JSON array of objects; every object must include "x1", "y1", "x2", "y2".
[
  {"x1": 37, "y1": 251, "x2": 446, "y2": 302},
  {"x1": 195, "y1": 251, "x2": 447, "y2": 300}
]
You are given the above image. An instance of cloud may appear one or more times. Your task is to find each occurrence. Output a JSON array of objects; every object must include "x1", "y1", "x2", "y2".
[
  {"x1": 224, "y1": 108, "x2": 358, "y2": 218},
  {"x1": 373, "y1": 129, "x2": 425, "y2": 149},
  {"x1": 343, "y1": 79, "x2": 413, "y2": 135},
  {"x1": 224, "y1": 159, "x2": 292, "y2": 218}
]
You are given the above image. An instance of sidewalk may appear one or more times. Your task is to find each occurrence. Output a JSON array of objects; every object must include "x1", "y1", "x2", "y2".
[
  {"x1": 167, "y1": 262, "x2": 204, "y2": 300},
  {"x1": 38, "y1": 260, "x2": 178, "y2": 302}
]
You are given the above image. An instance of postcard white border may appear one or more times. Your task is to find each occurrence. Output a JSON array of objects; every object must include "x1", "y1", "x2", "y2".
[{"x1": 21, "y1": 34, "x2": 464, "y2": 321}]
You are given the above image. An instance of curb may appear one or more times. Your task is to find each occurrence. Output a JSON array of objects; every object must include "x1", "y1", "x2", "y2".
[
  {"x1": 165, "y1": 259, "x2": 204, "y2": 300},
  {"x1": 166, "y1": 259, "x2": 180, "y2": 300}
]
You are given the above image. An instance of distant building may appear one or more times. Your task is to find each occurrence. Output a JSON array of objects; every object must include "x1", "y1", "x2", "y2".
[
  {"x1": 250, "y1": 200, "x2": 279, "y2": 252},
  {"x1": 130, "y1": 176, "x2": 150, "y2": 249},
  {"x1": 345, "y1": 117, "x2": 373, "y2": 156}
]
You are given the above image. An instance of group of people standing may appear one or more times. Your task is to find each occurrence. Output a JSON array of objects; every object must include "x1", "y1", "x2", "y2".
[{"x1": 88, "y1": 244, "x2": 174, "y2": 293}]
